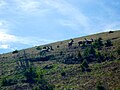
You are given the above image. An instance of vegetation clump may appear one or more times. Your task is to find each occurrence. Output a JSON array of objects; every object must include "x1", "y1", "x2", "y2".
[
  {"x1": 1, "y1": 78, "x2": 17, "y2": 86},
  {"x1": 81, "y1": 59, "x2": 89, "y2": 72},
  {"x1": 109, "y1": 31, "x2": 114, "y2": 33},
  {"x1": 93, "y1": 37, "x2": 103, "y2": 49},
  {"x1": 117, "y1": 46, "x2": 120, "y2": 55},
  {"x1": 24, "y1": 67, "x2": 38, "y2": 83},
  {"x1": 12, "y1": 50, "x2": 19, "y2": 54},
  {"x1": 96, "y1": 52, "x2": 104, "y2": 63},
  {"x1": 23, "y1": 65, "x2": 55, "y2": 89},
  {"x1": 96, "y1": 81, "x2": 106, "y2": 90},
  {"x1": 105, "y1": 39, "x2": 112, "y2": 47},
  {"x1": 36, "y1": 46, "x2": 41, "y2": 50},
  {"x1": 83, "y1": 46, "x2": 96, "y2": 63}
]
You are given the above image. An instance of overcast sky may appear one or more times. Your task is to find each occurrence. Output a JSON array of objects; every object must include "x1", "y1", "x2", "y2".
[{"x1": 0, "y1": 0, "x2": 120, "y2": 54}]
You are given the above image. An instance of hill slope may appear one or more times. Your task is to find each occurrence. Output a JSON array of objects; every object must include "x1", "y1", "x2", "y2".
[{"x1": 0, "y1": 30, "x2": 120, "y2": 90}]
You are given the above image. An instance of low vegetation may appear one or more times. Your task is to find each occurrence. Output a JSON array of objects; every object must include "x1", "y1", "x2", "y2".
[{"x1": 0, "y1": 30, "x2": 120, "y2": 90}]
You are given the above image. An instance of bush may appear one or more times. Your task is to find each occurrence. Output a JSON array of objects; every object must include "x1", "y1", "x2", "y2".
[
  {"x1": 12, "y1": 50, "x2": 18, "y2": 54},
  {"x1": 96, "y1": 81, "x2": 105, "y2": 90},
  {"x1": 83, "y1": 46, "x2": 96, "y2": 62},
  {"x1": 84, "y1": 46, "x2": 96, "y2": 57},
  {"x1": 57, "y1": 45, "x2": 60, "y2": 48},
  {"x1": 1, "y1": 78, "x2": 17, "y2": 86},
  {"x1": 24, "y1": 66, "x2": 55, "y2": 90},
  {"x1": 117, "y1": 46, "x2": 120, "y2": 55},
  {"x1": 96, "y1": 52, "x2": 104, "y2": 63},
  {"x1": 109, "y1": 31, "x2": 114, "y2": 33},
  {"x1": 36, "y1": 46, "x2": 41, "y2": 50},
  {"x1": 64, "y1": 54, "x2": 79, "y2": 64},
  {"x1": 93, "y1": 38, "x2": 103, "y2": 49},
  {"x1": 81, "y1": 41, "x2": 86, "y2": 48},
  {"x1": 33, "y1": 83, "x2": 55, "y2": 90},
  {"x1": 77, "y1": 52, "x2": 83, "y2": 63},
  {"x1": 81, "y1": 59, "x2": 89, "y2": 72},
  {"x1": 35, "y1": 72, "x2": 55, "y2": 90},
  {"x1": 61, "y1": 72, "x2": 66, "y2": 76},
  {"x1": 60, "y1": 51, "x2": 63, "y2": 55},
  {"x1": 105, "y1": 40, "x2": 112, "y2": 47},
  {"x1": 24, "y1": 67, "x2": 38, "y2": 83}
]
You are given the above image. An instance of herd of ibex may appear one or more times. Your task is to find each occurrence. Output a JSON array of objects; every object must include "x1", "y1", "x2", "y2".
[
  {"x1": 68, "y1": 38, "x2": 94, "y2": 47},
  {"x1": 40, "y1": 38, "x2": 94, "y2": 54}
]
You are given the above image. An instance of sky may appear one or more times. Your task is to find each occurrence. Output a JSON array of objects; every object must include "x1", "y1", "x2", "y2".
[{"x1": 0, "y1": 0, "x2": 120, "y2": 54}]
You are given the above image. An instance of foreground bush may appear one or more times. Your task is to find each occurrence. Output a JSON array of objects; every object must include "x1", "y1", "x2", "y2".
[
  {"x1": 1, "y1": 78, "x2": 17, "y2": 86},
  {"x1": 105, "y1": 40, "x2": 112, "y2": 47},
  {"x1": 81, "y1": 59, "x2": 89, "y2": 72},
  {"x1": 117, "y1": 46, "x2": 120, "y2": 55},
  {"x1": 24, "y1": 67, "x2": 38, "y2": 83},
  {"x1": 24, "y1": 66, "x2": 55, "y2": 90},
  {"x1": 93, "y1": 38, "x2": 103, "y2": 49},
  {"x1": 96, "y1": 81, "x2": 105, "y2": 90}
]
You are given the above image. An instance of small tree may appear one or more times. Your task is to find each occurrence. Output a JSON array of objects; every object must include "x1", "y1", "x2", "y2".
[
  {"x1": 81, "y1": 59, "x2": 89, "y2": 72},
  {"x1": 24, "y1": 67, "x2": 38, "y2": 83},
  {"x1": 93, "y1": 38, "x2": 103, "y2": 49}
]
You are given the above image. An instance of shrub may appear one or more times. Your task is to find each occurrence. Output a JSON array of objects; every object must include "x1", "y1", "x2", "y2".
[
  {"x1": 12, "y1": 50, "x2": 18, "y2": 54},
  {"x1": 83, "y1": 48, "x2": 89, "y2": 58},
  {"x1": 84, "y1": 46, "x2": 96, "y2": 57},
  {"x1": 109, "y1": 31, "x2": 114, "y2": 33},
  {"x1": 81, "y1": 64, "x2": 85, "y2": 72},
  {"x1": 81, "y1": 41, "x2": 86, "y2": 48},
  {"x1": 33, "y1": 86, "x2": 40, "y2": 90},
  {"x1": 36, "y1": 73, "x2": 55, "y2": 90},
  {"x1": 96, "y1": 81, "x2": 105, "y2": 90},
  {"x1": 24, "y1": 66, "x2": 55, "y2": 90},
  {"x1": 60, "y1": 51, "x2": 63, "y2": 55},
  {"x1": 64, "y1": 54, "x2": 79, "y2": 64},
  {"x1": 117, "y1": 46, "x2": 120, "y2": 55},
  {"x1": 96, "y1": 52, "x2": 104, "y2": 63},
  {"x1": 83, "y1": 46, "x2": 96, "y2": 62},
  {"x1": 57, "y1": 45, "x2": 60, "y2": 48},
  {"x1": 89, "y1": 46, "x2": 96, "y2": 56},
  {"x1": 81, "y1": 59, "x2": 89, "y2": 72},
  {"x1": 33, "y1": 83, "x2": 55, "y2": 90},
  {"x1": 93, "y1": 38, "x2": 103, "y2": 49},
  {"x1": 36, "y1": 46, "x2": 41, "y2": 50},
  {"x1": 98, "y1": 38, "x2": 103, "y2": 46},
  {"x1": 61, "y1": 72, "x2": 66, "y2": 76},
  {"x1": 77, "y1": 51, "x2": 83, "y2": 63},
  {"x1": 105, "y1": 40, "x2": 112, "y2": 47},
  {"x1": 24, "y1": 67, "x2": 38, "y2": 83},
  {"x1": 1, "y1": 78, "x2": 17, "y2": 86}
]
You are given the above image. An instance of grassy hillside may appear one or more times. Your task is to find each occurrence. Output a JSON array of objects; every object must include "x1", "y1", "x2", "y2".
[{"x1": 0, "y1": 30, "x2": 120, "y2": 90}]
